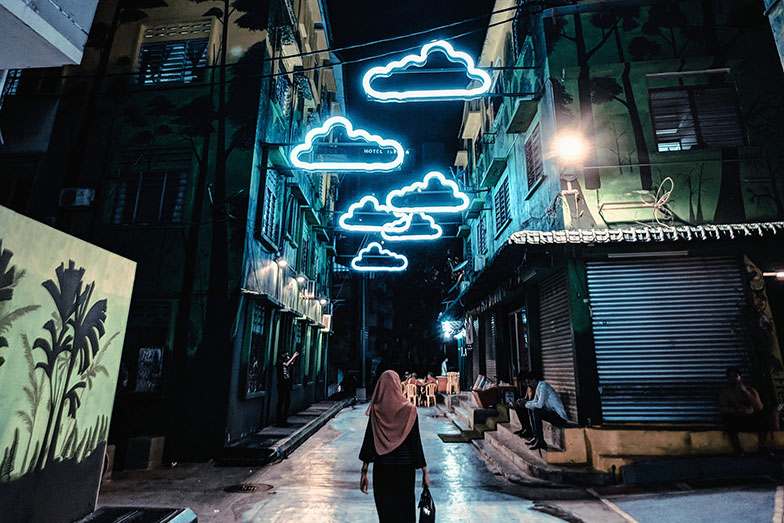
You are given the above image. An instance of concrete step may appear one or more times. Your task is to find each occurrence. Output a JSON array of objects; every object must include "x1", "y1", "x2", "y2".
[
  {"x1": 451, "y1": 404, "x2": 472, "y2": 431},
  {"x1": 483, "y1": 427, "x2": 613, "y2": 486}
]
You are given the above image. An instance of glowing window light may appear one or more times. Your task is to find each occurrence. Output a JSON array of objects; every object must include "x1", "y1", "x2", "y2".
[
  {"x1": 350, "y1": 242, "x2": 408, "y2": 272},
  {"x1": 289, "y1": 116, "x2": 405, "y2": 171},
  {"x1": 381, "y1": 213, "x2": 443, "y2": 241},
  {"x1": 338, "y1": 195, "x2": 402, "y2": 232},
  {"x1": 362, "y1": 40, "x2": 492, "y2": 102},
  {"x1": 385, "y1": 171, "x2": 470, "y2": 213}
]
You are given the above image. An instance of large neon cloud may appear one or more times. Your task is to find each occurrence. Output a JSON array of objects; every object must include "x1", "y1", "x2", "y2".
[
  {"x1": 381, "y1": 213, "x2": 443, "y2": 241},
  {"x1": 338, "y1": 195, "x2": 401, "y2": 232},
  {"x1": 290, "y1": 116, "x2": 405, "y2": 171},
  {"x1": 351, "y1": 242, "x2": 409, "y2": 272},
  {"x1": 362, "y1": 40, "x2": 492, "y2": 102},
  {"x1": 386, "y1": 171, "x2": 470, "y2": 213}
]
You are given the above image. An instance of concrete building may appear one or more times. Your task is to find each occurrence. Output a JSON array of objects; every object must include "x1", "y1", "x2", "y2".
[
  {"x1": 443, "y1": 0, "x2": 784, "y2": 472},
  {"x1": 0, "y1": 0, "x2": 344, "y2": 460}
]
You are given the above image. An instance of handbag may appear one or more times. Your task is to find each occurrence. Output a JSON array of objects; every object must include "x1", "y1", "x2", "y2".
[{"x1": 418, "y1": 485, "x2": 435, "y2": 522}]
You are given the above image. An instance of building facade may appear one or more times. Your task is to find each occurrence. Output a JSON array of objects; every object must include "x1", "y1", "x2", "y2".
[
  {"x1": 445, "y1": 0, "x2": 784, "y2": 469},
  {"x1": 0, "y1": 0, "x2": 344, "y2": 459}
]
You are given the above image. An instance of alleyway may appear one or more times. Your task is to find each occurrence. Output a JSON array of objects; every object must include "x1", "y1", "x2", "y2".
[
  {"x1": 215, "y1": 405, "x2": 559, "y2": 522},
  {"x1": 99, "y1": 405, "x2": 562, "y2": 522}
]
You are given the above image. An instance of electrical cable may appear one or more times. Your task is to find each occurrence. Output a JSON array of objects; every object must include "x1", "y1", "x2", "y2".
[{"x1": 54, "y1": 4, "x2": 540, "y2": 89}]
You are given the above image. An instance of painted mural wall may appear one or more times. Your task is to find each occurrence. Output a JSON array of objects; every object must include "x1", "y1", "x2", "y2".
[
  {"x1": 0, "y1": 206, "x2": 136, "y2": 523},
  {"x1": 540, "y1": 0, "x2": 784, "y2": 229}
]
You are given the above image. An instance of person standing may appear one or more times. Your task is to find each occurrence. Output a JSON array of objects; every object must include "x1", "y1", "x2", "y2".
[
  {"x1": 720, "y1": 366, "x2": 771, "y2": 454},
  {"x1": 359, "y1": 370, "x2": 430, "y2": 523},
  {"x1": 441, "y1": 357, "x2": 448, "y2": 376},
  {"x1": 275, "y1": 350, "x2": 299, "y2": 427}
]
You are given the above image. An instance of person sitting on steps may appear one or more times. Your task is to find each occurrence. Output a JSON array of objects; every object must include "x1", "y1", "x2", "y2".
[{"x1": 511, "y1": 371, "x2": 568, "y2": 450}]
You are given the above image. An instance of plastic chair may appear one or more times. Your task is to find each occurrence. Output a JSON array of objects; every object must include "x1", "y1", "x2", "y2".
[
  {"x1": 424, "y1": 382, "x2": 437, "y2": 407},
  {"x1": 405, "y1": 382, "x2": 418, "y2": 405}
]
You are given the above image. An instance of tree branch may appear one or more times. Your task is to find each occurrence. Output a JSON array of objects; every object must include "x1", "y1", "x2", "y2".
[{"x1": 587, "y1": 20, "x2": 618, "y2": 60}]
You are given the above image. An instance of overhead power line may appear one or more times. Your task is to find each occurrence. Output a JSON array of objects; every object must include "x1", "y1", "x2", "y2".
[{"x1": 56, "y1": 2, "x2": 543, "y2": 86}]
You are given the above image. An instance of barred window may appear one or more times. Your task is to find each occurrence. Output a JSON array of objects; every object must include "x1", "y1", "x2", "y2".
[
  {"x1": 465, "y1": 237, "x2": 473, "y2": 273},
  {"x1": 275, "y1": 74, "x2": 292, "y2": 116},
  {"x1": 300, "y1": 222, "x2": 310, "y2": 275},
  {"x1": 524, "y1": 123, "x2": 543, "y2": 190},
  {"x1": 2, "y1": 69, "x2": 22, "y2": 97},
  {"x1": 649, "y1": 85, "x2": 745, "y2": 152},
  {"x1": 245, "y1": 302, "x2": 268, "y2": 396},
  {"x1": 478, "y1": 213, "x2": 487, "y2": 254},
  {"x1": 113, "y1": 170, "x2": 188, "y2": 224},
  {"x1": 494, "y1": 177, "x2": 511, "y2": 232},
  {"x1": 137, "y1": 38, "x2": 208, "y2": 85}
]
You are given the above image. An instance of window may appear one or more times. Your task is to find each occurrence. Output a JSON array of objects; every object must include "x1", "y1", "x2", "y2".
[
  {"x1": 478, "y1": 213, "x2": 488, "y2": 254},
  {"x1": 465, "y1": 237, "x2": 473, "y2": 269},
  {"x1": 245, "y1": 302, "x2": 268, "y2": 397},
  {"x1": 293, "y1": 321, "x2": 306, "y2": 385},
  {"x1": 300, "y1": 222, "x2": 311, "y2": 274},
  {"x1": 524, "y1": 123, "x2": 543, "y2": 191},
  {"x1": 649, "y1": 85, "x2": 745, "y2": 152},
  {"x1": 113, "y1": 169, "x2": 188, "y2": 224},
  {"x1": 137, "y1": 38, "x2": 208, "y2": 85},
  {"x1": 2, "y1": 69, "x2": 22, "y2": 97},
  {"x1": 275, "y1": 74, "x2": 292, "y2": 116},
  {"x1": 494, "y1": 177, "x2": 511, "y2": 233},
  {"x1": 259, "y1": 170, "x2": 279, "y2": 243},
  {"x1": 284, "y1": 193, "x2": 300, "y2": 241}
]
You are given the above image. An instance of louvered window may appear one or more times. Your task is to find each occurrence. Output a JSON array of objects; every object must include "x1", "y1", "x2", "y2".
[
  {"x1": 259, "y1": 170, "x2": 279, "y2": 243},
  {"x1": 137, "y1": 38, "x2": 208, "y2": 85},
  {"x1": 494, "y1": 177, "x2": 511, "y2": 233},
  {"x1": 300, "y1": 223, "x2": 311, "y2": 275},
  {"x1": 113, "y1": 170, "x2": 188, "y2": 224},
  {"x1": 649, "y1": 85, "x2": 745, "y2": 152},
  {"x1": 478, "y1": 213, "x2": 487, "y2": 254},
  {"x1": 524, "y1": 123, "x2": 543, "y2": 190}
]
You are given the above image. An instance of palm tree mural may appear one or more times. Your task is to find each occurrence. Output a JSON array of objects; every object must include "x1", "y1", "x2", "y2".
[
  {"x1": 32, "y1": 261, "x2": 107, "y2": 470},
  {"x1": 0, "y1": 241, "x2": 40, "y2": 370}
]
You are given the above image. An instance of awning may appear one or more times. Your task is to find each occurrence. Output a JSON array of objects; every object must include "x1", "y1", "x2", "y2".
[
  {"x1": 443, "y1": 221, "x2": 784, "y2": 319},
  {"x1": 509, "y1": 222, "x2": 784, "y2": 245},
  {"x1": 240, "y1": 288, "x2": 285, "y2": 309}
]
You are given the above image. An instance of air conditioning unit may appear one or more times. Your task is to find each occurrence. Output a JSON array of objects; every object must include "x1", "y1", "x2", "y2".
[
  {"x1": 59, "y1": 187, "x2": 95, "y2": 208},
  {"x1": 304, "y1": 280, "x2": 316, "y2": 299},
  {"x1": 321, "y1": 314, "x2": 332, "y2": 331},
  {"x1": 474, "y1": 255, "x2": 486, "y2": 272}
]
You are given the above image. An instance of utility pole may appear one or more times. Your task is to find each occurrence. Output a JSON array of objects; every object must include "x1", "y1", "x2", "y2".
[{"x1": 360, "y1": 273, "x2": 367, "y2": 390}]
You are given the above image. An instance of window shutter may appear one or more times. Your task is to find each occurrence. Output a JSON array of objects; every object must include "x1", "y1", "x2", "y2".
[{"x1": 524, "y1": 123, "x2": 543, "y2": 190}]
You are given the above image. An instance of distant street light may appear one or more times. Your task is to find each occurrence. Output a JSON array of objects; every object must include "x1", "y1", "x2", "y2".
[
  {"x1": 276, "y1": 256, "x2": 288, "y2": 268},
  {"x1": 763, "y1": 271, "x2": 784, "y2": 280}
]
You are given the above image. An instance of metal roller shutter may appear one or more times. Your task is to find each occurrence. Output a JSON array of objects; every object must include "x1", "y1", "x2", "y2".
[
  {"x1": 586, "y1": 257, "x2": 750, "y2": 422},
  {"x1": 538, "y1": 271, "x2": 578, "y2": 422},
  {"x1": 486, "y1": 312, "x2": 497, "y2": 383}
]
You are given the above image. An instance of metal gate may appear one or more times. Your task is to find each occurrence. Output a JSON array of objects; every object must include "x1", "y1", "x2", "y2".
[
  {"x1": 586, "y1": 256, "x2": 750, "y2": 422},
  {"x1": 538, "y1": 271, "x2": 578, "y2": 421}
]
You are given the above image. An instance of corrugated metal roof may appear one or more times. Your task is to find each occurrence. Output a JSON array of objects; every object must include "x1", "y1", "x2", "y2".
[{"x1": 508, "y1": 222, "x2": 784, "y2": 245}]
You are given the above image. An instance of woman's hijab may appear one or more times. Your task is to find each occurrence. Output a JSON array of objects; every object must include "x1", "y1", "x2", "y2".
[{"x1": 366, "y1": 370, "x2": 418, "y2": 455}]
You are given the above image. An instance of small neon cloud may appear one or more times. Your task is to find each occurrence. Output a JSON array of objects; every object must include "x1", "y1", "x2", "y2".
[
  {"x1": 381, "y1": 213, "x2": 443, "y2": 241},
  {"x1": 338, "y1": 195, "x2": 401, "y2": 232},
  {"x1": 351, "y1": 242, "x2": 409, "y2": 272},
  {"x1": 386, "y1": 171, "x2": 470, "y2": 213},
  {"x1": 362, "y1": 40, "x2": 492, "y2": 102},
  {"x1": 290, "y1": 116, "x2": 405, "y2": 171}
]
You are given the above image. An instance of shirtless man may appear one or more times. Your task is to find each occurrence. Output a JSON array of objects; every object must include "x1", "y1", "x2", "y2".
[{"x1": 719, "y1": 366, "x2": 770, "y2": 454}]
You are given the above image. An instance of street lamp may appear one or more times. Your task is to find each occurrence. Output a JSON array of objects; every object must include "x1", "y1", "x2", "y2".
[
  {"x1": 553, "y1": 131, "x2": 588, "y2": 166},
  {"x1": 319, "y1": 297, "x2": 328, "y2": 306},
  {"x1": 763, "y1": 271, "x2": 784, "y2": 280},
  {"x1": 296, "y1": 275, "x2": 306, "y2": 284},
  {"x1": 275, "y1": 255, "x2": 288, "y2": 268}
]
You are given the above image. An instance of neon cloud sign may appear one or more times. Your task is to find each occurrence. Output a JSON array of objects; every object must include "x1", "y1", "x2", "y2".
[
  {"x1": 290, "y1": 116, "x2": 405, "y2": 171},
  {"x1": 338, "y1": 195, "x2": 401, "y2": 232},
  {"x1": 362, "y1": 40, "x2": 492, "y2": 102},
  {"x1": 381, "y1": 213, "x2": 443, "y2": 241},
  {"x1": 386, "y1": 171, "x2": 470, "y2": 213},
  {"x1": 351, "y1": 242, "x2": 409, "y2": 272}
]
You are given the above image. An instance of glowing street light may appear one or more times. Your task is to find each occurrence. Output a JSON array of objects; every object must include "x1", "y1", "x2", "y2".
[{"x1": 553, "y1": 131, "x2": 588, "y2": 166}]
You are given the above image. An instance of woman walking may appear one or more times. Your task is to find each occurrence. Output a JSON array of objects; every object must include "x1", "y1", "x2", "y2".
[{"x1": 359, "y1": 370, "x2": 430, "y2": 522}]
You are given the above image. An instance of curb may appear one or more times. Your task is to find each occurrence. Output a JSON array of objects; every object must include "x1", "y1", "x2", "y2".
[{"x1": 271, "y1": 397, "x2": 355, "y2": 460}]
